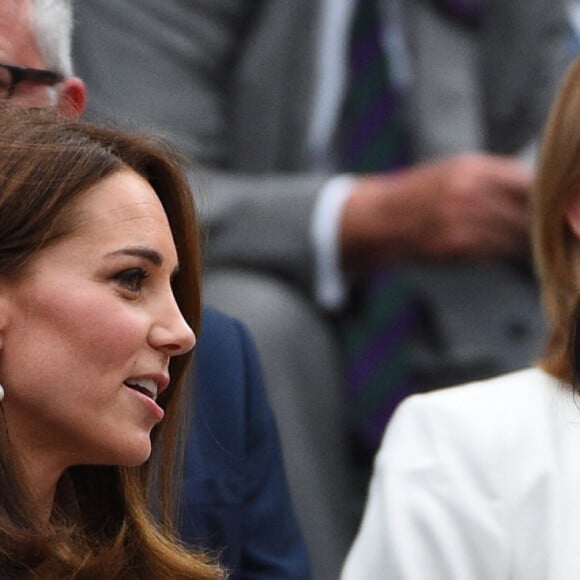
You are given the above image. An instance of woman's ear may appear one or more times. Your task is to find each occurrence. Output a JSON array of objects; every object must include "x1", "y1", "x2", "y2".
[
  {"x1": 0, "y1": 307, "x2": 9, "y2": 350},
  {"x1": 566, "y1": 190, "x2": 580, "y2": 239},
  {"x1": 0, "y1": 284, "x2": 16, "y2": 349}
]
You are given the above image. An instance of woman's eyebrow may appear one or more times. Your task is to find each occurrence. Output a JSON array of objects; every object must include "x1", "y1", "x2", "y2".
[
  {"x1": 106, "y1": 246, "x2": 163, "y2": 266},
  {"x1": 106, "y1": 246, "x2": 180, "y2": 277}
]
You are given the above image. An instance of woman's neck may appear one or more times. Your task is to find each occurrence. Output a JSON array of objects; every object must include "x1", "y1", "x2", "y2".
[{"x1": 15, "y1": 447, "x2": 62, "y2": 525}]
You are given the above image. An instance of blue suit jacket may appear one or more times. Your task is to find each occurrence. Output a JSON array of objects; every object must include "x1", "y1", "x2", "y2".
[{"x1": 180, "y1": 307, "x2": 311, "y2": 579}]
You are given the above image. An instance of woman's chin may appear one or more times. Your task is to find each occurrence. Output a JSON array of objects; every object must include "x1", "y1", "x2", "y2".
[
  {"x1": 122, "y1": 443, "x2": 152, "y2": 467},
  {"x1": 105, "y1": 434, "x2": 153, "y2": 467}
]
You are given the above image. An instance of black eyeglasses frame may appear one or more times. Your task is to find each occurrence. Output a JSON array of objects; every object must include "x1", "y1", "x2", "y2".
[{"x1": 0, "y1": 62, "x2": 64, "y2": 98}]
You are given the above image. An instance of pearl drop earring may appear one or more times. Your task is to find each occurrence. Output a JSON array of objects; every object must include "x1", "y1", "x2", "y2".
[{"x1": 0, "y1": 384, "x2": 5, "y2": 402}]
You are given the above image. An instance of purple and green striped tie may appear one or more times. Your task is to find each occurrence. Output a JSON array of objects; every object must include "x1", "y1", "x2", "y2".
[
  {"x1": 340, "y1": 0, "x2": 416, "y2": 455},
  {"x1": 340, "y1": 0, "x2": 409, "y2": 172},
  {"x1": 341, "y1": 0, "x2": 482, "y2": 455}
]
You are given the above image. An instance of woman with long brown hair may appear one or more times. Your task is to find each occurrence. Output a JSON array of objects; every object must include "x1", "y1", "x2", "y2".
[{"x1": 0, "y1": 104, "x2": 222, "y2": 578}]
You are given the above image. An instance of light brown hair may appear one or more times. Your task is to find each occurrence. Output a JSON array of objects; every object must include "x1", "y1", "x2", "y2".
[
  {"x1": 533, "y1": 56, "x2": 580, "y2": 384},
  {"x1": 0, "y1": 105, "x2": 221, "y2": 578}
]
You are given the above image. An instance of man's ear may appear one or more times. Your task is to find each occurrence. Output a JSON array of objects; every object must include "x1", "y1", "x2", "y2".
[{"x1": 56, "y1": 76, "x2": 86, "y2": 118}]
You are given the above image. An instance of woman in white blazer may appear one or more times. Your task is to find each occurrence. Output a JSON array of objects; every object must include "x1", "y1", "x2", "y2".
[{"x1": 341, "y1": 55, "x2": 580, "y2": 580}]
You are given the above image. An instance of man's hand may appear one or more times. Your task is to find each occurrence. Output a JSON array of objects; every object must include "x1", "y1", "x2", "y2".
[{"x1": 340, "y1": 153, "x2": 532, "y2": 270}]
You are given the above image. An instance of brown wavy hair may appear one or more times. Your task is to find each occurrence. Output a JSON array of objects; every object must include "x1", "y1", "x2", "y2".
[
  {"x1": 533, "y1": 56, "x2": 580, "y2": 385},
  {"x1": 0, "y1": 105, "x2": 222, "y2": 578}
]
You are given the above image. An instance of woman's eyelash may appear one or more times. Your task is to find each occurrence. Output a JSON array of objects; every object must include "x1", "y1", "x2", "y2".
[{"x1": 113, "y1": 268, "x2": 149, "y2": 292}]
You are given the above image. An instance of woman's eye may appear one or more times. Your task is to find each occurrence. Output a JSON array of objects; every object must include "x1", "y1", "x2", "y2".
[{"x1": 113, "y1": 268, "x2": 149, "y2": 293}]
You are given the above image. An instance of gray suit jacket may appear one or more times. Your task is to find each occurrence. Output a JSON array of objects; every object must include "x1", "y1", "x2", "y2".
[{"x1": 73, "y1": 0, "x2": 569, "y2": 385}]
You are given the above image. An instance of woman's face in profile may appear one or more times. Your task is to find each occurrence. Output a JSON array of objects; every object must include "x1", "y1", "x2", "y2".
[{"x1": 0, "y1": 169, "x2": 195, "y2": 477}]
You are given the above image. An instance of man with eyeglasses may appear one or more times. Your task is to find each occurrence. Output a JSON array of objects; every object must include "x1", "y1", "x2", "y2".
[
  {"x1": 0, "y1": 1, "x2": 84, "y2": 113},
  {"x1": 0, "y1": 1, "x2": 311, "y2": 578}
]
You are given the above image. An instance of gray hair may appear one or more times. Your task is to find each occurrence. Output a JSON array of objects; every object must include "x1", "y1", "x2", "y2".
[{"x1": 29, "y1": 0, "x2": 74, "y2": 76}]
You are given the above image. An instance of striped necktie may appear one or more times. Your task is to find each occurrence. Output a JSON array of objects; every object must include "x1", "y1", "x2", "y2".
[
  {"x1": 341, "y1": 0, "x2": 483, "y2": 456},
  {"x1": 340, "y1": 0, "x2": 417, "y2": 456},
  {"x1": 340, "y1": 0, "x2": 409, "y2": 173}
]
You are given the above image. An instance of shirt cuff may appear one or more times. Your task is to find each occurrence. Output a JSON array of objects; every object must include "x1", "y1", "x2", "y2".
[{"x1": 311, "y1": 174, "x2": 355, "y2": 310}]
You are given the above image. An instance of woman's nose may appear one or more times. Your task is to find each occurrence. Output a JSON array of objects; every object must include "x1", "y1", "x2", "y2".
[{"x1": 149, "y1": 295, "x2": 196, "y2": 356}]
